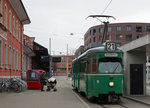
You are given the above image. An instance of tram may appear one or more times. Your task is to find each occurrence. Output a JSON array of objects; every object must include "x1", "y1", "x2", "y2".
[
  {"x1": 72, "y1": 42, "x2": 123, "y2": 102},
  {"x1": 26, "y1": 69, "x2": 44, "y2": 90}
]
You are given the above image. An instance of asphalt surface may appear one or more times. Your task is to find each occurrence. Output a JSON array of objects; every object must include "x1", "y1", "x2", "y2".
[{"x1": 0, "y1": 80, "x2": 87, "y2": 108}]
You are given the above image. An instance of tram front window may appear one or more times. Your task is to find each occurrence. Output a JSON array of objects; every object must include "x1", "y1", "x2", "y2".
[
  {"x1": 27, "y1": 70, "x2": 39, "y2": 81},
  {"x1": 98, "y1": 62, "x2": 122, "y2": 73}
]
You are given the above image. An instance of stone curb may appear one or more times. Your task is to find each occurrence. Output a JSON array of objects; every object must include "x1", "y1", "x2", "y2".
[{"x1": 123, "y1": 96, "x2": 150, "y2": 106}]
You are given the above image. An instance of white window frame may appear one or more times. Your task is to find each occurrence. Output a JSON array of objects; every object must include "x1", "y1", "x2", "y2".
[
  {"x1": 116, "y1": 26, "x2": 121, "y2": 32},
  {"x1": 13, "y1": 48, "x2": 15, "y2": 70},
  {"x1": 9, "y1": 45, "x2": 11, "y2": 69},
  {"x1": 4, "y1": 4, "x2": 7, "y2": 28},
  {"x1": 0, "y1": 38, "x2": 2, "y2": 68},
  {"x1": 108, "y1": 27, "x2": 111, "y2": 32},
  {"x1": 13, "y1": 16, "x2": 15, "y2": 36},
  {"x1": 0, "y1": 0, "x2": 2, "y2": 23},
  {"x1": 9, "y1": 10, "x2": 12, "y2": 33},
  {"x1": 19, "y1": 24, "x2": 20, "y2": 41},
  {"x1": 16, "y1": 20, "x2": 18, "y2": 39},
  {"x1": 16, "y1": 50, "x2": 18, "y2": 70},
  {"x1": 126, "y1": 25, "x2": 131, "y2": 31},
  {"x1": 4, "y1": 42, "x2": 7, "y2": 68},
  {"x1": 19, "y1": 52, "x2": 21, "y2": 71}
]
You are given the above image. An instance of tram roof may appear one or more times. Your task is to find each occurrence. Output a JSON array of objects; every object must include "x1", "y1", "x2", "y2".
[{"x1": 73, "y1": 43, "x2": 122, "y2": 62}]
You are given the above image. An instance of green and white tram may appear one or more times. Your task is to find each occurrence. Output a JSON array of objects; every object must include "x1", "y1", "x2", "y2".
[{"x1": 72, "y1": 42, "x2": 123, "y2": 102}]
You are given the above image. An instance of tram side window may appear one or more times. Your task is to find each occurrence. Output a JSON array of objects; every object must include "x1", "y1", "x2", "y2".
[
  {"x1": 80, "y1": 59, "x2": 86, "y2": 73},
  {"x1": 92, "y1": 55, "x2": 97, "y2": 73},
  {"x1": 88, "y1": 57, "x2": 91, "y2": 73}
]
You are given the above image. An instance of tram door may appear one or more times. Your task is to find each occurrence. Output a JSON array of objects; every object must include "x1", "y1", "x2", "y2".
[{"x1": 130, "y1": 64, "x2": 143, "y2": 95}]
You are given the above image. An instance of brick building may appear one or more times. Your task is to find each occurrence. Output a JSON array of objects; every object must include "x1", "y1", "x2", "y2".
[
  {"x1": 22, "y1": 34, "x2": 35, "y2": 80},
  {"x1": 52, "y1": 55, "x2": 73, "y2": 80},
  {"x1": 84, "y1": 23, "x2": 150, "y2": 51},
  {"x1": 0, "y1": 0, "x2": 30, "y2": 79}
]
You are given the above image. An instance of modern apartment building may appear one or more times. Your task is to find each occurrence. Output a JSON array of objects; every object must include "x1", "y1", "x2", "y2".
[{"x1": 84, "y1": 23, "x2": 150, "y2": 51}]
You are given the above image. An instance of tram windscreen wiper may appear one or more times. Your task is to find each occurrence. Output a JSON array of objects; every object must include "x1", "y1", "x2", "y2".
[{"x1": 112, "y1": 64, "x2": 119, "y2": 73}]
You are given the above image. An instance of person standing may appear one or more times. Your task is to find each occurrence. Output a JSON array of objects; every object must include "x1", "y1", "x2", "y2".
[{"x1": 40, "y1": 71, "x2": 46, "y2": 91}]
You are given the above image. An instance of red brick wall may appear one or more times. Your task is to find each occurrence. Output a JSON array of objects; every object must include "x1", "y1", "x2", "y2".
[
  {"x1": 0, "y1": 0, "x2": 24, "y2": 78},
  {"x1": 53, "y1": 56, "x2": 73, "y2": 76}
]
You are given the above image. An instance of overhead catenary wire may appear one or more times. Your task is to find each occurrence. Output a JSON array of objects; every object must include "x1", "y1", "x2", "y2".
[
  {"x1": 101, "y1": 0, "x2": 113, "y2": 15},
  {"x1": 93, "y1": 0, "x2": 113, "y2": 25}
]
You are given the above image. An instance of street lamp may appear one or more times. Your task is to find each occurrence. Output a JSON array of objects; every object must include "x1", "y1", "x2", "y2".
[
  {"x1": 49, "y1": 38, "x2": 52, "y2": 77},
  {"x1": 67, "y1": 44, "x2": 68, "y2": 80}
]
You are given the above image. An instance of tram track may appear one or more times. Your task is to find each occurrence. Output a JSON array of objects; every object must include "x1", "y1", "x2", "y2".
[
  {"x1": 99, "y1": 102, "x2": 128, "y2": 108},
  {"x1": 73, "y1": 88, "x2": 128, "y2": 108}
]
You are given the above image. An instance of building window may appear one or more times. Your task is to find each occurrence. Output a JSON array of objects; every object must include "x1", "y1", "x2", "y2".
[
  {"x1": 13, "y1": 48, "x2": 15, "y2": 69},
  {"x1": 0, "y1": 0, "x2": 2, "y2": 21},
  {"x1": 16, "y1": 51, "x2": 18, "y2": 70},
  {"x1": 126, "y1": 25, "x2": 131, "y2": 31},
  {"x1": 9, "y1": 46, "x2": 11, "y2": 69},
  {"x1": 116, "y1": 26, "x2": 121, "y2": 32},
  {"x1": 9, "y1": 11, "x2": 12, "y2": 32},
  {"x1": 56, "y1": 69, "x2": 60, "y2": 71},
  {"x1": 108, "y1": 27, "x2": 111, "y2": 32},
  {"x1": 93, "y1": 37, "x2": 96, "y2": 42},
  {"x1": 90, "y1": 30, "x2": 91, "y2": 35},
  {"x1": 93, "y1": 29, "x2": 96, "y2": 35},
  {"x1": 99, "y1": 28, "x2": 103, "y2": 33},
  {"x1": 126, "y1": 34, "x2": 132, "y2": 41},
  {"x1": 4, "y1": 4, "x2": 7, "y2": 28},
  {"x1": 57, "y1": 65, "x2": 61, "y2": 67},
  {"x1": 99, "y1": 36, "x2": 102, "y2": 42},
  {"x1": 62, "y1": 65, "x2": 65, "y2": 67},
  {"x1": 62, "y1": 61, "x2": 66, "y2": 63},
  {"x1": 146, "y1": 26, "x2": 150, "y2": 32},
  {"x1": 19, "y1": 25, "x2": 22, "y2": 42},
  {"x1": 116, "y1": 34, "x2": 122, "y2": 40},
  {"x1": 16, "y1": 21, "x2": 18, "y2": 39},
  {"x1": 19, "y1": 24, "x2": 20, "y2": 41},
  {"x1": 0, "y1": 38, "x2": 2, "y2": 68},
  {"x1": 19, "y1": 52, "x2": 21, "y2": 70},
  {"x1": 13, "y1": 16, "x2": 15, "y2": 36},
  {"x1": 137, "y1": 34, "x2": 141, "y2": 39},
  {"x1": 90, "y1": 38, "x2": 91, "y2": 43},
  {"x1": 106, "y1": 35, "x2": 111, "y2": 41},
  {"x1": 62, "y1": 57, "x2": 66, "y2": 59},
  {"x1": 136, "y1": 26, "x2": 142, "y2": 32},
  {"x1": 5, "y1": 43, "x2": 7, "y2": 68}
]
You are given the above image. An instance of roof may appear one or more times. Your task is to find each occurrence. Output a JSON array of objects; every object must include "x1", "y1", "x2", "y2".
[{"x1": 9, "y1": 0, "x2": 31, "y2": 24}]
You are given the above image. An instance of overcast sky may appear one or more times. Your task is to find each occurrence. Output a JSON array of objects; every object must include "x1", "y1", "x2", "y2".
[{"x1": 22, "y1": 0, "x2": 150, "y2": 55}]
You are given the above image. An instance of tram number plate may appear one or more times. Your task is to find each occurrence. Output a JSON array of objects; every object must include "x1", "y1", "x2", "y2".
[{"x1": 106, "y1": 42, "x2": 116, "y2": 51}]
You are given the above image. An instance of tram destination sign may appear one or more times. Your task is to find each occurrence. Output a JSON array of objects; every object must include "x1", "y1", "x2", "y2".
[
  {"x1": 106, "y1": 42, "x2": 116, "y2": 51},
  {"x1": 105, "y1": 53, "x2": 118, "y2": 57}
]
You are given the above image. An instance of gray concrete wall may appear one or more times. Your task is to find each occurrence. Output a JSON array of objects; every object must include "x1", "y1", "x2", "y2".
[
  {"x1": 123, "y1": 51, "x2": 146, "y2": 96},
  {"x1": 121, "y1": 35, "x2": 150, "y2": 96}
]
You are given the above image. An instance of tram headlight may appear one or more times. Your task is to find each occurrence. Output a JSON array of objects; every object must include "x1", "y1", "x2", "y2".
[{"x1": 109, "y1": 82, "x2": 114, "y2": 87}]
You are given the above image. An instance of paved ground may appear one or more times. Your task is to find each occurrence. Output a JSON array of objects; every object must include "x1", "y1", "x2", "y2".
[
  {"x1": 0, "y1": 80, "x2": 87, "y2": 108},
  {"x1": 1, "y1": 80, "x2": 150, "y2": 108}
]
